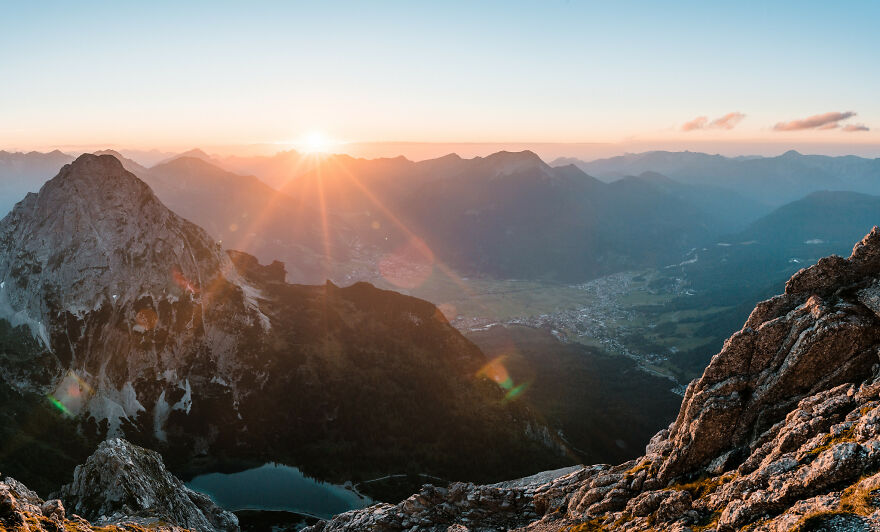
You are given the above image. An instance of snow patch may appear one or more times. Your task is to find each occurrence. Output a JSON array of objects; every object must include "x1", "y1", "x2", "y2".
[
  {"x1": 172, "y1": 379, "x2": 193, "y2": 414},
  {"x1": 120, "y1": 381, "x2": 146, "y2": 417},
  {"x1": 0, "y1": 282, "x2": 51, "y2": 347},
  {"x1": 86, "y1": 397, "x2": 128, "y2": 436},
  {"x1": 237, "y1": 280, "x2": 272, "y2": 331},
  {"x1": 153, "y1": 391, "x2": 170, "y2": 441}
]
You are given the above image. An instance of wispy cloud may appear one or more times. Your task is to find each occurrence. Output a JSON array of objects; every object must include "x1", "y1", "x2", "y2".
[
  {"x1": 682, "y1": 112, "x2": 745, "y2": 131},
  {"x1": 682, "y1": 116, "x2": 708, "y2": 131},
  {"x1": 709, "y1": 112, "x2": 746, "y2": 130},
  {"x1": 842, "y1": 124, "x2": 870, "y2": 132},
  {"x1": 773, "y1": 111, "x2": 856, "y2": 131}
]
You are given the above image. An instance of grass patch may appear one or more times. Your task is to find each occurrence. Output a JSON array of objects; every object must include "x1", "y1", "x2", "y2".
[
  {"x1": 666, "y1": 473, "x2": 735, "y2": 500},
  {"x1": 840, "y1": 475, "x2": 880, "y2": 515},
  {"x1": 624, "y1": 459, "x2": 653, "y2": 477},
  {"x1": 805, "y1": 425, "x2": 856, "y2": 459},
  {"x1": 691, "y1": 511, "x2": 722, "y2": 532}
]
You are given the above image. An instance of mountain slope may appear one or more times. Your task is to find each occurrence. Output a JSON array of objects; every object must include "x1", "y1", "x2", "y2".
[
  {"x1": 738, "y1": 190, "x2": 880, "y2": 247},
  {"x1": 309, "y1": 228, "x2": 880, "y2": 531},
  {"x1": 96, "y1": 150, "x2": 390, "y2": 285},
  {"x1": 632, "y1": 171, "x2": 771, "y2": 232}
]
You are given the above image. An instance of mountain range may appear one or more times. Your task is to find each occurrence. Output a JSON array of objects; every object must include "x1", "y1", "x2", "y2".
[
  {"x1": 4, "y1": 148, "x2": 880, "y2": 288},
  {"x1": 558, "y1": 149, "x2": 880, "y2": 207},
  {"x1": 0, "y1": 154, "x2": 570, "y2": 496},
  {"x1": 215, "y1": 149, "x2": 722, "y2": 281}
]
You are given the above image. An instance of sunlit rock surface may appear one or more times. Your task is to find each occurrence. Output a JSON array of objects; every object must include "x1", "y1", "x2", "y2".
[
  {"x1": 0, "y1": 438, "x2": 234, "y2": 531},
  {"x1": 55, "y1": 438, "x2": 237, "y2": 532}
]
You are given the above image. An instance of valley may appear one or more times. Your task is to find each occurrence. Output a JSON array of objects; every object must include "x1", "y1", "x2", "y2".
[{"x1": 380, "y1": 266, "x2": 733, "y2": 389}]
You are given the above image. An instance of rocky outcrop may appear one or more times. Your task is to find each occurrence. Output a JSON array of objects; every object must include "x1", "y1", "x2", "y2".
[
  {"x1": 308, "y1": 466, "x2": 587, "y2": 532},
  {"x1": 56, "y1": 438, "x2": 237, "y2": 532},
  {"x1": 1, "y1": 473, "x2": 189, "y2": 531},
  {"x1": 305, "y1": 228, "x2": 880, "y2": 531}
]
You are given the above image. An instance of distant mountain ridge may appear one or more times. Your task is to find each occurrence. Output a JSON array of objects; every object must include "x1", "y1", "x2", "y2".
[
  {"x1": 557, "y1": 149, "x2": 880, "y2": 206},
  {"x1": 0, "y1": 149, "x2": 75, "y2": 215},
  {"x1": 5, "y1": 148, "x2": 880, "y2": 286},
  {"x1": 264, "y1": 149, "x2": 724, "y2": 281}
]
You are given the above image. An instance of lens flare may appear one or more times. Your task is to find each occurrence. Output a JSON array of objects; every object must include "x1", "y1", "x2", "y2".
[
  {"x1": 50, "y1": 370, "x2": 95, "y2": 416},
  {"x1": 172, "y1": 266, "x2": 199, "y2": 294},
  {"x1": 504, "y1": 382, "x2": 530, "y2": 402},
  {"x1": 47, "y1": 395, "x2": 71, "y2": 416},
  {"x1": 477, "y1": 355, "x2": 530, "y2": 401},
  {"x1": 478, "y1": 356, "x2": 512, "y2": 389}
]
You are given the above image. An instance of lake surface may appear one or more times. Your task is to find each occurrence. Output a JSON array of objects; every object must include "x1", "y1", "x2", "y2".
[{"x1": 186, "y1": 463, "x2": 373, "y2": 519}]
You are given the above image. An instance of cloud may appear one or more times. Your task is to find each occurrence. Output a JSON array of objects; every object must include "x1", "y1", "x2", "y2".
[
  {"x1": 682, "y1": 112, "x2": 745, "y2": 131},
  {"x1": 843, "y1": 124, "x2": 870, "y2": 132},
  {"x1": 709, "y1": 112, "x2": 745, "y2": 130},
  {"x1": 682, "y1": 116, "x2": 708, "y2": 131},
  {"x1": 773, "y1": 111, "x2": 856, "y2": 131}
]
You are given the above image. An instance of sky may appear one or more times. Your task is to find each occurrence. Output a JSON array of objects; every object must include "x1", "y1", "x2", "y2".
[{"x1": 1, "y1": 1, "x2": 879, "y2": 158}]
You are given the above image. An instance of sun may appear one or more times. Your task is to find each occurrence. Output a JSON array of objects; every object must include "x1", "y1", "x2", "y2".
[{"x1": 300, "y1": 131, "x2": 333, "y2": 154}]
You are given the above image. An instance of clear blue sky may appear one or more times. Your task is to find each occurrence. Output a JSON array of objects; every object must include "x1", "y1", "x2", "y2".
[{"x1": 1, "y1": 1, "x2": 878, "y2": 155}]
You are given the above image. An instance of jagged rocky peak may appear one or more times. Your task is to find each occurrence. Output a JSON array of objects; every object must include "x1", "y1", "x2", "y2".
[
  {"x1": 307, "y1": 227, "x2": 880, "y2": 531},
  {"x1": 0, "y1": 438, "x2": 235, "y2": 531},
  {"x1": 476, "y1": 150, "x2": 553, "y2": 178},
  {"x1": 57, "y1": 438, "x2": 238, "y2": 532},
  {"x1": 0, "y1": 153, "x2": 231, "y2": 344},
  {"x1": 656, "y1": 226, "x2": 880, "y2": 482},
  {"x1": 0, "y1": 153, "x2": 269, "y2": 435}
]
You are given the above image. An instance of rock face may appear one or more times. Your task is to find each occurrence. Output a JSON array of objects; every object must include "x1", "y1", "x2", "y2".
[
  {"x1": 0, "y1": 153, "x2": 230, "y2": 334},
  {"x1": 56, "y1": 438, "x2": 238, "y2": 532},
  {"x1": 1, "y1": 472, "x2": 186, "y2": 531},
  {"x1": 306, "y1": 228, "x2": 880, "y2": 531},
  {"x1": 0, "y1": 153, "x2": 267, "y2": 434}
]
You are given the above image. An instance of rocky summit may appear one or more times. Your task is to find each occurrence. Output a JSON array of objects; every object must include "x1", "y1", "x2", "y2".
[
  {"x1": 1, "y1": 438, "x2": 234, "y2": 532},
  {"x1": 57, "y1": 438, "x2": 238, "y2": 532},
  {"x1": 0, "y1": 153, "x2": 266, "y2": 434},
  {"x1": 307, "y1": 228, "x2": 880, "y2": 530}
]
